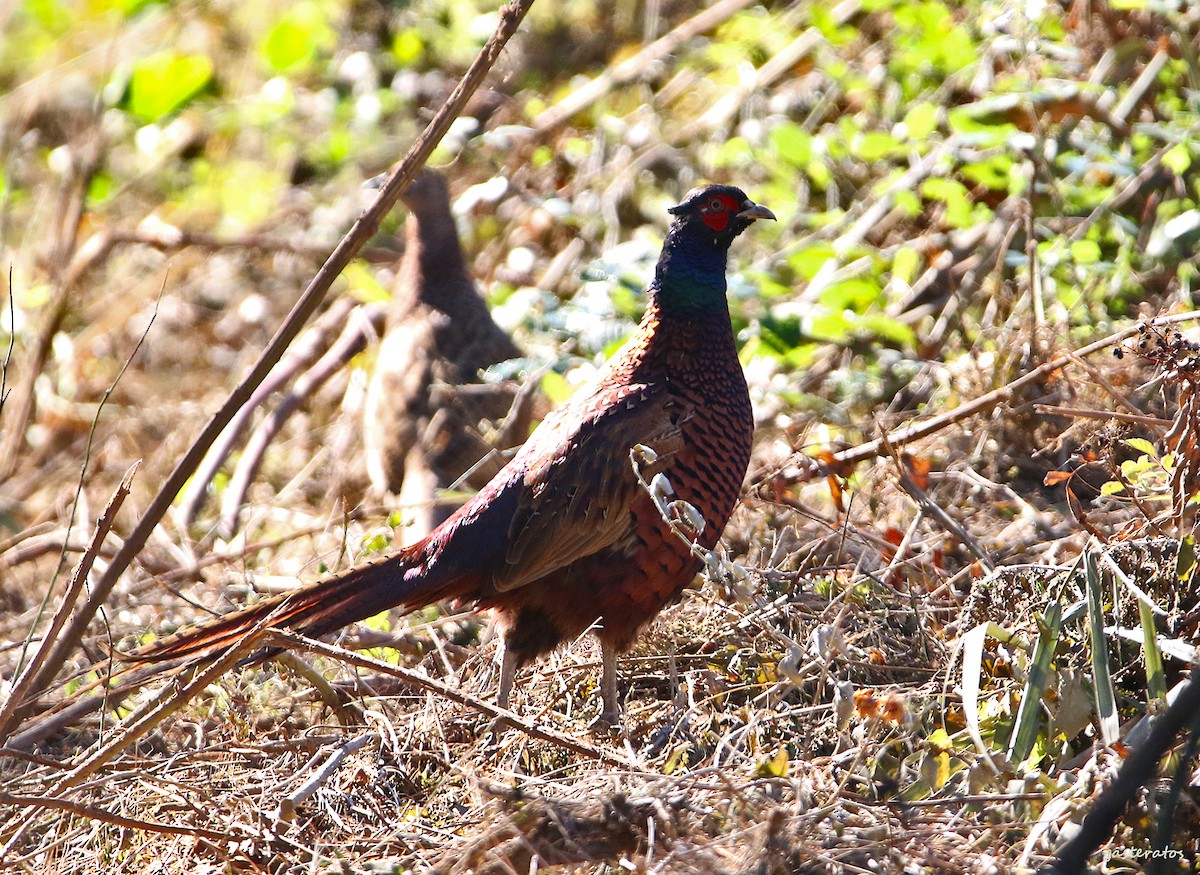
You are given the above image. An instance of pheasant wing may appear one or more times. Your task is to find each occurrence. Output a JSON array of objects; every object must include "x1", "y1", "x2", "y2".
[{"x1": 493, "y1": 381, "x2": 689, "y2": 592}]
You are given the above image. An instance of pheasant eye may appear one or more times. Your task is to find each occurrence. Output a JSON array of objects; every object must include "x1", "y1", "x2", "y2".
[{"x1": 709, "y1": 198, "x2": 725, "y2": 211}]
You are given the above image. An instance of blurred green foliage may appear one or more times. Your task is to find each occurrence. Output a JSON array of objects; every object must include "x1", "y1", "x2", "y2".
[{"x1": 1, "y1": 0, "x2": 1198, "y2": 419}]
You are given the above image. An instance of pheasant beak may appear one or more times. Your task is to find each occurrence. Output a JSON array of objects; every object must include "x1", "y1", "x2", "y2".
[{"x1": 737, "y1": 201, "x2": 776, "y2": 221}]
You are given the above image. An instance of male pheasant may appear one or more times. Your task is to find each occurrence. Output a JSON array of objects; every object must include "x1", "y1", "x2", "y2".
[
  {"x1": 364, "y1": 170, "x2": 524, "y2": 535},
  {"x1": 135, "y1": 183, "x2": 774, "y2": 722}
]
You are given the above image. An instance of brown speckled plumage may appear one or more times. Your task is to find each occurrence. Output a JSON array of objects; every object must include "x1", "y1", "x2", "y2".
[{"x1": 133, "y1": 183, "x2": 773, "y2": 722}]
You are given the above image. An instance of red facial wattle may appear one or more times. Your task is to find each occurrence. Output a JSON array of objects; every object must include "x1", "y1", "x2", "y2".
[{"x1": 700, "y1": 194, "x2": 739, "y2": 232}]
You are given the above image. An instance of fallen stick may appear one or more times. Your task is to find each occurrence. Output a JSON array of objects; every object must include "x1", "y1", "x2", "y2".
[
  {"x1": 0, "y1": 464, "x2": 137, "y2": 742},
  {"x1": 812, "y1": 310, "x2": 1200, "y2": 476},
  {"x1": 17, "y1": 0, "x2": 538, "y2": 714},
  {"x1": 270, "y1": 630, "x2": 641, "y2": 771}
]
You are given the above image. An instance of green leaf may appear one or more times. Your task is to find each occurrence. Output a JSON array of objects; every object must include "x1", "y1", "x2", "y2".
[
  {"x1": 260, "y1": 3, "x2": 335, "y2": 73},
  {"x1": 892, "y1": 246, "x2": 920, "y2": 286},
  {"x1": 25, "y1": 0, "x2": 70, "y2": 32},
  {"x1": 805, "y1": 309, "x2": 854, "y2": 343},
  {"x1": 1069, "y1": 239, "x2": 1101, "y2": 265},
  {"x1": 960, "y1": 155, "x2": 1016, "y2": 192},
  {"x1": 127, "y1": 52, "x2": 213, "y2": 121},
  {"x1": 540, "y1": 370, "x2": 575, "y2": 405},
  {"x1": 920, "y1": 177, "x2": 978, "y2": 229},
  {"x1": 919, "y1": 749, "x2": 950, "y2": 790},
  {"x1": 852, "y1": 132, "x2": 901, "y2": 162},
  {"x1": 87, "y1": 171, "x2": 114, "y2": 205},
  {"x1": 1138, "y1": 596, "x2": 1166, "y2": 704},
  {"x1": 770, "y1": 122, "x2": 813, "y2": 168},
  {"x1": 1084, "y1": 549, "x2": 1119, "y2": 747},
  {"x1": 806, "y1": 159, "x2": 832, "y2": 189},
  {"x1": 788, "y1": 242, "x2": 837, "y2": 281},
  {"x1": 361, "y1": 530, "x2": 391, "y2": 555},
  {"x1": 1099, "y1": 550, "x2": 1167, "y2": 707},
  {"x1": 892, "y1": 189, "x2": 922, "y2": 216},
  {"x1": 1176, "y1": 534, "x2": 1197, "y2": 585},
  {"x1": 709, "y1": 136, "x2": 754, "y2": 170},
  {"x1": 344, "y1": 262, "x2": 389, "y2": 305},
  {"x1": 1123, "y1": 437, "x2": 1157, "y2": 457},
  {"x1": 755, "y1": 747, "x2": 789, "y2": 778},
  {"x1": 1163, "y1": 143, "x2": 1191, "y2": 175},
  {"x1": 1007, "y1": 601, "x2": 1061, "y2": 764},
  {"x1": 819, "y1": 278, "x2": 882, "y2": 312},
  {"x1": 902, "y1": 103, "x2": 939, "y2": 140},
  {"x1": 391, "y1": 27, "x2": 424, "y2": 67},
  {"x1": 853, "y1": 313, "x2": 917, "y2": 347}
]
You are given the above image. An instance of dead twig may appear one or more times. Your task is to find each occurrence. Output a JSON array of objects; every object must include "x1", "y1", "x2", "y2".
[
  {"x1": 1032, "y1": 405, "x2": 1171, "y2": 430},
  {"x1": 274, "y1": 732, "x2": 378, "y2": 826},
  {"x1": 1111, "y1": 47, "x2": 1169, "y2": 125},
  {"x1": 0, "y1": 133, "x2": 103, "y2": 479},
  {"x1": 0, "y1": 268, "x2": 13, "y2": 421},
  {"x1": 269, "y1": 630, "x2": 641, "y2": 771},
  {"x1": 1043, "y1": 667, "x2": 1200, "y2": 875},
  {"x1": 812, "y1": 310, "x2": 1200, "y2": 476},
  {"x1": 884, "y1": 437, "x2": 994, "y2": 574},
  {"x1": 0, "y1": 463, "x2": 137, "y2": 742},
  {"x1": 1068, "y1": 147, "x2": 1170, "y2": 244},
  {"x1": 0, "y1": 275, "x2": 160, "y2": 741},
  {"x1": 218, "y1": 303, "x2": 383, "y2": 536},
  {"x1": 0, "y1": 628, "x2": 269, "y2": 855},
  {"x1": 2, "y1": 662, "x2": 177, "y2": 752},
  {"x1": 0, "y1": 791, "x2": 250, "y2": 844},
  {"x1": 19, "y1": 0, "x2": 537, "y2": 712},
  {"x1": 106, "y1": 225, "x2": 328, "y2": 258},
  {"x1": 689, "y1": 1, "x2": 860, "y2": 135},
  {"x1": 532, "y1": 0, "x2": 762, "y2": 133},
  {"x1": 179, "y1": 297, "x2": 382, "y2": 525}
]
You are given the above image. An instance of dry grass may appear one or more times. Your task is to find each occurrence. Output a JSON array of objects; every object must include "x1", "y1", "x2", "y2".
[
  {"x1": 6, "y1": 1, "x2": 1200, "y2": 872},
  {"x1": 5, "y1": 343, "x2": 1198, "y2": 872}
]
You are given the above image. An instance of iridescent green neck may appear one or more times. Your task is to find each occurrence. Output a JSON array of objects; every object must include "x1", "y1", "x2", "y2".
[{"x1": 652, "y1": 222, "x2": 732, "y2": 313}]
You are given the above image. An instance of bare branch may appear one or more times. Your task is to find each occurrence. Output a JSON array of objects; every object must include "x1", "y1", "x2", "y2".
[{"x1": 17, "y1": 0, "x2": 538, "y2": 710}]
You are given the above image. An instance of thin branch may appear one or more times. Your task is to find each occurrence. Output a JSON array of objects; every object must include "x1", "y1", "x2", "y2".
[
  {"x1": 817, "y1": 310, "x2": 1200, "y2": 475},
  {"x1": 0, "y1": 791, "x2": 249, "y2": 843},
  {"x1": 532, "y1": 0, "x2": 762, "y2": 133},
  {"x1": 7, "y1": 274, "x2": 158, "y2": 705},
  {"x1": 271, "y1": 630, "x2": 640, "y2": 770},
  {"x1": 0, "y1": 266, "x2": 13, "y2": 420},
  {"x1": 1043, "y1": 668, "x2": 1200, "y2": 875},
  {"x1": 218, "y1": 303, "x2": 382, "y2": 536},
  {"x1": 0, "y1": 463, "x2": 137, "y2": 742},
  {"x1": 885, "y1": 435, "x2": 994, "y2": 574},
  {"x1": 275, "y1": 732, "x2": 378, "y2": 825},
  {"x1": 1111, "y1": 48, "x2": 1169, "y2": 125},
  {"x1": 179, "y1": 297, "x2": 382, "y2": 525},
  {"x1": 689, "y1": 0, "x2": 860, "y2": 136},
  {"x1": 0, "y1": 134, "x2": 104, "y2": 479},
  {"x1": 0, "y1": 630, "x2": 268, "y2": 854},
  {"x1": 1032, "y1": 405, "x2": 1171, "y2": 430},
  {"x1": 18, "y1": 0, "x2": 537, "y2": 711}
]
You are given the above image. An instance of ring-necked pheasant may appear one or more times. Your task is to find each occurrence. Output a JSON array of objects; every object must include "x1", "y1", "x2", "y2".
[
  {"x1": 133, "y1": 183, "x2": 774, "y2": 723},
  {"x1": 364, "y1": 170, "x2": 525, "y2": 538}
]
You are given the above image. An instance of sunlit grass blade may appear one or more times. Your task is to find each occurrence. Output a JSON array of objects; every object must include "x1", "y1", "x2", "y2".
[
  {"x1": 1008, "y1": 601, "x2": 1061, "y2": 765},
  {"x1": 1085, "y1": 548, "x2": 1119, "y2": 746},
  {"x1": 1138, "y1": 599, "x2": 1167, "y2": 705},
  {"x1": 1101, "y1": 547, "x2": 1168, "y2": 705}
]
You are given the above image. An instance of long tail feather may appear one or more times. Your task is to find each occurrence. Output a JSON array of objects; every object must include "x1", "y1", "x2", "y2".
[{"x1": 127, "y1": 547, "x2": 444, "y2": 664}]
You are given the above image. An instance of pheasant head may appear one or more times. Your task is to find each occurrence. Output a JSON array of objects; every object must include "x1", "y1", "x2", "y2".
[{"x1": 654, "y1": 183, "x2": 775, "y2": 312}]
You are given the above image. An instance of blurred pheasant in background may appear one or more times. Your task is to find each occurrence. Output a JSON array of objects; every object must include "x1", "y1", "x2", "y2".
[
  {"x1": 364, "y1": 169, "x2": 527, "y2": 539},
  {"x1": 134, "y1": 183, "x2": 774, "y2": 724}
]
